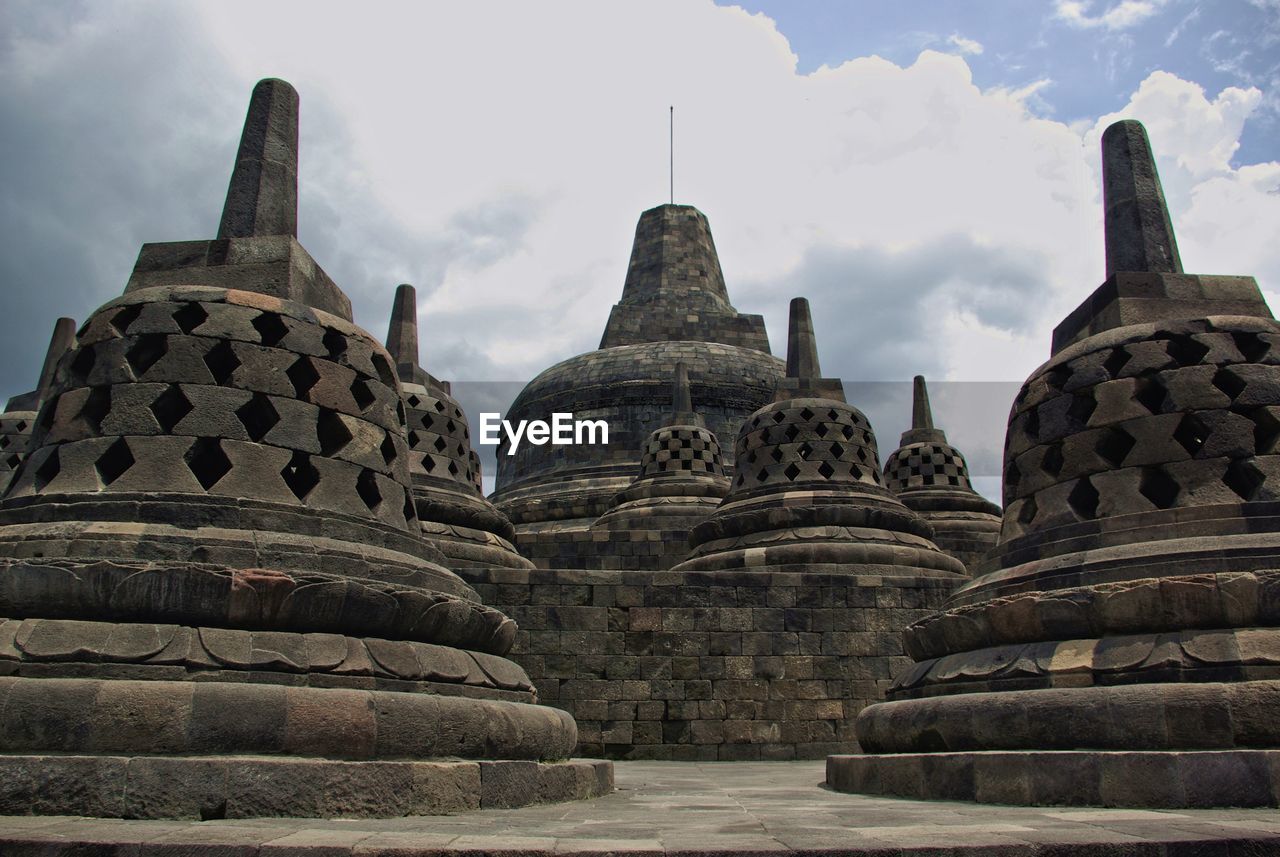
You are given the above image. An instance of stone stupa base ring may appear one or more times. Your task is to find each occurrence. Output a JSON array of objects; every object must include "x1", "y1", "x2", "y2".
[
  {"x1": 855, "y1": 679, "x2": 1280, "y2": 752},
  {"x1": 0, "y1": 671, "x2": 611, "y2": 818},
  {"x1": 0, "y1": 753, "x2": 613, "y2": 819},
  {"x1": 827, "y1": 747, "x2": 1280, "y2": 808}
]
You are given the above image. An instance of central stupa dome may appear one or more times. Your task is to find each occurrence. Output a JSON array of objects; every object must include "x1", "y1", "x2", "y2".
[{"x1": 492, "y1": 204, "x2": 784, "y2": 532}]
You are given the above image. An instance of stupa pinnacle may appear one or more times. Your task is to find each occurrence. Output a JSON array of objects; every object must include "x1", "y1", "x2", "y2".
[{"x1": 218, "y1": 78, "x2": 299, "y2": 240}]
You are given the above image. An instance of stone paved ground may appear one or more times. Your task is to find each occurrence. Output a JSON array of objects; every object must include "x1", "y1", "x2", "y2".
[{"x1": 2, "y1": 761, "x2": 1279, "y2": 855}]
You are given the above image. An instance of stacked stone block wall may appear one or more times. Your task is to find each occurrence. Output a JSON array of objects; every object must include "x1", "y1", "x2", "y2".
[{"x1": 459, "y1": 567, "x2": 957, "y2": 759}]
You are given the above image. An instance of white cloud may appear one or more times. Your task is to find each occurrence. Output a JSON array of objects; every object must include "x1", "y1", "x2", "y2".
[
  {"x1": 1054, "y1": 0, "x2": 1169, "y2": 30},
  {"x1": 946, "y1": 33, "x2": 984, "y2": 55}
]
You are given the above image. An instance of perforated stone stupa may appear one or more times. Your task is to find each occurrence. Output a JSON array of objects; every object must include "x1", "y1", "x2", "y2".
[
  {"x1": 673, "y1": 299, "x2": 965, "y2": 579},
  {"x1": 882, "y1": 376, "x2": 1002, "y2": 570},
  {"x1": 587, "y1": 362, "x2": 730, "y2": 569},
  {"x1": 0, "y1": 79, "x2": 607, "y2": 819},
  {"x1": 0, "y1": 318, "x2": 75, "y2": 495},
  {"x1": 829, "y1": 119, "x2": 1280, "y2": 808},
  {"x1": 385, "y1": 284, "x2": 531, "y2": 571}
]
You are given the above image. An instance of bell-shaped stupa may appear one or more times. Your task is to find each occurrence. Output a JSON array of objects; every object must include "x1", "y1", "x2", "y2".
[
  {"x1": 831, "y1": 120, "x2": 1280, "y2": 808},
  {"x1": 588, "y1": 362, "x2": 730, "y2": 568},
  {"x1": 0, "y1": 79, "x2": 606, "y2": 819},
  {"x1": 673, "y1": 298, "x2": 964, "y2": 578},
  {"x1": 386, "y1": 283, "x2": 531, "y2": 570},
  {"x1": 882, "y1": 375, "x2": 1002, "y2": 570},
  {"x1": 0, "y1": 317, "x2": 75, "y2": 494}
]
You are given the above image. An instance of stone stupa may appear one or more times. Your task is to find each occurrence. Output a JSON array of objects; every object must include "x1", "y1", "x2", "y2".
[
  {"x1": 491, "y1": 204, "x2": 784, "y2": 555},
  {"x1": 0, "y1": 78, "x2": 607, "y2": 819},
  {"x1": 588, "y1": 362, "x2": 730, "y2": 568},
  {"x1": 0, "y1": 317, "x2": 75, "y2": 495},
  {"x1": 882, "y1": 375, "x2": 1002, "y2": 570},
  {"x1": 384, "y1": 283, "x2": 531, "y2": 570},
  {"x1": 673, "y1": 298, "x2": 964, "y2": 579},
  {"x1": 830, "y1": 119, "x2": 1280, "y2": 808}
]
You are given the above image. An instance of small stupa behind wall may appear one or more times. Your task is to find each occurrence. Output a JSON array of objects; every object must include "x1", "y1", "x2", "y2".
[
  {"x1": 384, "y1": 283, "x2": 531, "y2": 570},
  {"x1": 882, "y1": 375, "x2": 1002, "y2": 570},
  {"x1": 0, "y1": 317, "x2": 75, "y2": 494}
]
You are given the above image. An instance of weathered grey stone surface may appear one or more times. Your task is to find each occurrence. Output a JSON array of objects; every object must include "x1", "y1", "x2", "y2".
[
  {"x1": 459, "y1": 566, "x2": 955, "y2": 760},
  {"x1": 773, "y1": 298, "x2": 845, "y2": 402},
  {"x1": 2, "y1": 761, "x2": 1277, "y2": 854},
  {"x1": 465, "y1": 302, "x2": 964, "y2": 759},
  {"x1": 1054, "y1": 122, "x2": 1267, "y2": 352},
  {"x1": 585, "y1": 363, "x2": 730, "y2": 570},
  {"x1": 493, "y1": 204, "x2": 783, "y2": 539},
  {"x1": 0, "y1": 78, "x2": 603, "y2": 818},
  {"x1": 0, "y1": 317, "x2": 75, "y2": 494},
  {"x1": 1103, "y1": 120, "x2": 1181, "y2": 278},
  {"x1": 386, "y1": 284, "x2": 530, "y2": 570},
  {"x1": 839, "y1": 118, "x2": 1280, "y2": 807},
  {"x1": 599, "y1": 205, "x2": 770, "y2": 352},
  {"x1": 124, "y1": 80, "x2": 351, "y2": 320},
  {"x1": 0, "y1": 755, "x2": 611, "y2": 819},
  {"x1": 218, "y1": 78, "x2": 299, "y2": 241},
  {"x1": 673, "y1": 299, "x2": 965, "y2": 578},
  {"x1": 882, "y1": 376, "x2": 1002, "y2": 570}
]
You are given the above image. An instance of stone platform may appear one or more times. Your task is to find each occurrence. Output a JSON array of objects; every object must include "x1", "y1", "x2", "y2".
[{"x1": 2, "y1": 761, "x2": 1278, "y2": 855}]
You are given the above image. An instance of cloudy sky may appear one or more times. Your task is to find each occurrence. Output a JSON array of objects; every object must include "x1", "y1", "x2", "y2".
[{"x1": 2, "y1": 0, "x2": 1278, "y2": 499}]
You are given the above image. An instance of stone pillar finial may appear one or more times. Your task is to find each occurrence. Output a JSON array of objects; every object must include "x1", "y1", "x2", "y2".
[
  {"x1": 786, "y1": 297, "x2": 821, "y2": 380},
  {"x1": 37, "y1": 317, "x2": 77, "y2": 401},
  {"x1": 912, "y1": 375, "x2": 934, "y2": 431},
  {"x1": 1102, "y1": 119, "x2": 1182, "y2": 278},
  {"x1": 673, "y1": 362, "x2": 693, "y2": 414},
  {"x1": 386, "y1": 283, "x2": 420, "y2": 383},
  {"x1": 217, "y1": 78, "x2": 299, "y2": 239},
  {"x1": 667, "y1": 361, "x2": 704, "y2": 426}
]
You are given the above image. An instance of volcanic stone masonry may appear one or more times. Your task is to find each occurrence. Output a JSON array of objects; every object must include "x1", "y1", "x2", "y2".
[
  {"x1": 828, "y1": 119, "x2": 1280, "y2": 808},
  {"x1": 384, "y1": 283, "x2": 532, "y2": 571},
  {"x1": 0, "y1": 78, "x2": 609, "y2": 820},
  {"x1": 490, "y1": 204, "x2": 785, "y2": 563},
  {"x1": 881, "y1": 375, "x2": 1003, "y2": 570},
  {"x1": 458, "y1": 298, "x2": 964, "y2": 759},
  {"x1": 6, "y1": 73, "x2": 1269, "y2": 806},
  {"x1": 0, "y1": 318, "x2": 75, "y2": 496}
]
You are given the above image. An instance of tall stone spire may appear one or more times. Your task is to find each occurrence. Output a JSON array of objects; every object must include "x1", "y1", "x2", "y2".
[
  {"x1": 774, "y1": 296, "x2": 844, "y2": 402},
  {"x1": 218, "y1": 78, "x2": 299, "y2": 239},
  {"x1": 386, "y1": 283, "x2": 427, "y2": 386},
  {"x1": 599, "y1": 204, "x2": 771, "y2": 351},
  {"x1": 899, "y1": 375, "x2": 945, "y2": 446},
  {"x1": 1051, "y1": 119, "x2": 1269, "y2": 353},
  {"x1": 785, "y1": 297, "x2": 821, "y2": 380},
  {"x1": 1102, "y1": 120, "x2": 1181, "y2": 277},
  {"x1": 667, "y1": 361, "x2": 703, "y2": 426},
  {"x1": 912, "y1": 374, "x2": 932, "y2": 429},
  {"x1": 6, "y1": 316, "x2": 76, "y2": 412},
  {"x1": 125, "y1": 77, "x2": 351, "y2": 320}
]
